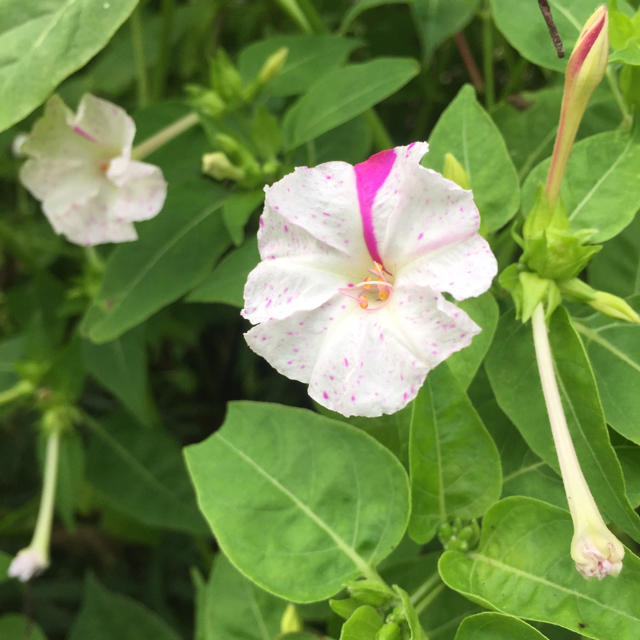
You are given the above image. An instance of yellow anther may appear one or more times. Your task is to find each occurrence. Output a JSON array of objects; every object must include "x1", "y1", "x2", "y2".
[
  {"x1": 378, "y1": 287, "x2": 389, "y2": 301},
  {"x1": 358, "y1": 296, "x2": 369, "y2": 309}
]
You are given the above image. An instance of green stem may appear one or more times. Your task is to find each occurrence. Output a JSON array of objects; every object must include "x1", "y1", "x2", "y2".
[
  {"x1": 606, "y1": 66, "x2": 632, "y2": 129},
  {"x1": 30, "y1": 430, "x2": 61, "y2": 561},
  {"x1": 131, "y1": 112, "x2": 200, "y2": 160},
  {"x1": 365, "y1": 109, "x2": 394, "y2": 150},
  {"x1": 414, "y1": 583, "x2": 445, "y2": 616},
  {"x1": 409, "y1": 571, "x2": 441, "y2": 607},
  {"x1": 0, "y1": 379, "x2": 33, "y2": 406},
  {"x1": 83, "y1": 246, "x2": 104, "y2": 272},
  {"x1": 153, "y1": 0, "x2": 175, "y2": 99},
  {"x1": 275, "y1": 0, "x2": 313, "y2": 33},
  {"x1": 481, "y1": 4, "x2": 495, "y2": 110},
  {"x1": 130, "y1": 5, "x2": 150, "y2": 108},
  {"x1": 296, "y1": 0, "x2": 327, "y2": 33}
]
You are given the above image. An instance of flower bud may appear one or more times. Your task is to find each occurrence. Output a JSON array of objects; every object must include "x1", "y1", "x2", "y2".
[
  {"x1": 7, "y1": 547, "x2": 48, "y2": 582},
  {"x1": 546, "y1": 6, "x2": 609, "y2": 206},
  {"x1": 280, "y1": 603, "x2": 303, "y2": 634},
  {"x1": 201, "y1": 152, "x2": 245, "y2": 182},
  {"x1": 442, "y1": 152, "x2": 470, "y2": 190},
  {"x1": 559, "y1": 278, "x2": 640, "y2": 323},
  {"x1": 258, "y1": 47, "x2": 289, "y2": 85}
]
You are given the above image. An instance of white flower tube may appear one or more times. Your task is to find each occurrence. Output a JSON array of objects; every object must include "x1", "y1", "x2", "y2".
[{"x1": 531, "y1": 303, "x2": 624, "y2": 579}]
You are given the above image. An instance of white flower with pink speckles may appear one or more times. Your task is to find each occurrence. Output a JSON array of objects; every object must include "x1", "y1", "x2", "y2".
[
  {"x1": 242, "y1": 142, "x2": 497, "y2": 417},
  {"x1": 20, "y1": 94, "x2": 166, "y2": 246}
]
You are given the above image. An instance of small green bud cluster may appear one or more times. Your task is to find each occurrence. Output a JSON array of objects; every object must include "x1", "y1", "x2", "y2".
[{"x1": 437, "y1": 517, "x2": 479, "y2": 552}]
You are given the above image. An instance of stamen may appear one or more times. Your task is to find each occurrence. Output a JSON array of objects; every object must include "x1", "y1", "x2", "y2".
[{"x1": 339, "y1": 262, "x2": 394, "y2": 311}]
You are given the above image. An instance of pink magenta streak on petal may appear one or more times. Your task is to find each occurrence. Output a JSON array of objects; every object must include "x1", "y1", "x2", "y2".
[
  {"x1": 73, "y1": 126, "x2": 97, "y2": 143},
  {"x1": 354, "y1": 148, "x2": 396, "y2": 265}
]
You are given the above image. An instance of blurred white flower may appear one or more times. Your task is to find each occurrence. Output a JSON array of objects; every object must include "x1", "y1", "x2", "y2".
[
  {"x1": 7, "y1": 547, "x2": 48, "y2": 582},
  {"x1": 20, "y1": 94, "x2": 167, "y2": 246}
]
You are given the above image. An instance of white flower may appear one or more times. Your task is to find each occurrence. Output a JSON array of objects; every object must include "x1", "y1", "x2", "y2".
[
  {"x1": 242, "y1": 143, "x2": 497, "y2": 417},
  {"x1": 20, "y1": 94, "x2": 167, "y2": 246},
  {"x1": 7, "y1": 547, "x2": 48, "y2": 582}
]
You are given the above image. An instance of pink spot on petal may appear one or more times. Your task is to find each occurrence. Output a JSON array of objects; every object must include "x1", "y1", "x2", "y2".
[{"x1": 323, "y1": 391, "x2": 329, "y2": 399}]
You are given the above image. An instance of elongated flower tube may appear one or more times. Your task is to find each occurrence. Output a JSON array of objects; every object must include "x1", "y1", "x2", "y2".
[
  {"x1": 20, "y1": 94, "x2": 167, "y2": 246},
  {"x1": 531, "y1": 304, "x2": 624, "y2": 579},
  {"x1": 545, "y1": 5, "x2": 609, "y2": 206},
  {"x1": 242, "y1": 143, "x2": 497, "y2": 417},
  {"x1": 8, "y1": 430, "x2": 60, "y2": 582}
]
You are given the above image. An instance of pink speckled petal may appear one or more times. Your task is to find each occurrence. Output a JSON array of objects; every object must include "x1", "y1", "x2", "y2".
[
  {"x1": 43, "y1": 186, "x2": 139, "y2": 246},
  {"x1": 21, "y1": 95, "x2": 101, "y2": 163},
  {"x1": 73, "y1": 94, "x2": 135, "y2": 156},
  {"x1": 398, "y1": 234, "x2": 497, "y2": 301},
  {"x1": 106, "y1": 159, "x2": 167, "y2": 222},
  {"x1": 263, "y1": 161, "x2": 369, "y2": 264},
  {"x1": 242, "y1": 258, "x2": 350, "y2": 324}
]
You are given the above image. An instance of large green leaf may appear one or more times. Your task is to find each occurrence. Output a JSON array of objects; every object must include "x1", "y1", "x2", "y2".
[
  {"x1": 454, "y1": 613, "x2": 549, "y2": 640},
  {"x1": 83, "y1": 327, "x2": 153, "y2": 426},
  {"x1": 0, "y1": 615, "x2": 47, "y2": 640},
  {"x1": 186, "y1": 237, "x2": 259, "y2": 308},
  {"x1": 446, "y1": 292, "x2": 498, "y2": 390},
  {"x1": 409, "y1": 365, "x2": 501, "y2": 543},
  {"x1": 490, "y1": 0, "x2": 603, "y2": 71},
  {"x1": 521, "y1": 131, "x2": 640, "y2": 242},
  {"x1": 69, "y1": 575, "x2": 180, "y2": 640},
  {"x1": 439, "y1": 497, "x2": 640, "y2": 640},
  {"x1": 425, "y1": 85, "x2": 519, "y2": 232},
  {"x1": 184, "y1": 402, "x2": 410, "y2": 602},
  {"x1": 340, "y1": 0, "x2": 412, "y2": 34},
  {"x1": 0, "y1": 0, "x2": 138, "y2": 132},
  {"x1": 574, "y1": 296, "x2": 640, "y2": 445},
  {"x1": 0, "y1": 335, "x2": 23, "y2": 392},
  {"x1": 238, "y1": 35, "x2": 361, "y2": 97},
  {"x1": 193, "y1": 554, "x2": 286, "y2": 640},
  {"x1": 85, "y1": 414, "x2": 208, "y2": 535},
  {"x1": 485, "y1": 308, "x2": 640, "y2": 542},
  {"x1": 81, "y1": 180, "x2": 229, "y2": 343},
  {"x1": 588, "y1": 215, "x2": 640, "y2": 297},
  {"x1": 411, "y1": 0, "x2": 480, "y2": 60},
  {"x1": 283, "y1": 58, "x2": 419, "y2": 150}
]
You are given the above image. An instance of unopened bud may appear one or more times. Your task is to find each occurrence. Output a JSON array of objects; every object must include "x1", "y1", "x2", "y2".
[
  {"x1": 559, "y1": 278, "x2": 640, "y2": 323},
  {"x1": 280, "y1": 603, "x2": 303, "y2": 634},
  {"x1": 202, "y1": 152, "x2": 245, "y2": 182},
  {"x1": 258, "y1": 47, "x2": 289, "y2": 85},
  {"x1": 545, "y1": 6, "x2": 609, "y2": 206},
  {"x1": 442, "y1": 152, "x2": 470, "y2": 189}
]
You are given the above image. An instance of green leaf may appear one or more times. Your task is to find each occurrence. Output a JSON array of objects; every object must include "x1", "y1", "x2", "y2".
[
  {"x1": 221, "y1": 190, "x2": 263, "y2": 247},
  {"x1": 81, "y1": 180, "x2": 230, "y2": 343},
  {"x1": 86, "y1": 414, "x2": 208, "y2": 535},
  {"x1": 439, "y1": 497, "x2": 640, "y2": 639},
  {"x1": 69, "y1": 575, "x2": 180, "y2": 640},
  {"x1": 341, "y1": 0, "x2": 413, "y2": 34},
  {"x1": 446, "y1": 292, "x2": 498, "y2": 390},
  {"x1": 314, "y1": 115, "x2": 373, "y2": 165},
  {"x1": 589, "y1": 215, "x2": 640, "y2": 297},
  {"x1": 409, "y1": 365, "x2": 501, "y2": 543},
  {"x1": 339, "y1": 606, "x2": 383, "y2": 640},
  {"x1": 574, "y1": 297, "x2": 640, "y2": 445},
  {"x1": 425, "y1": 85, "x2": 520, "y2": 232},
  {"x1": 186, "y1": 237, "x2": 258, "y2": 308},
  {"x1": 83, "y1": 327, "x2": 153, "y2": 426},
  {"x1": 0, "y1": 0, "x2": 138, "y2": 132},
  {"x1": 283, "y1": 58, "x2": 419, "y2": 150},
  {"x1": 184, "y1": 402, "x2": 410, "y2": 602},
  {"x1": 485, "y1": 308, "x2": 640, "y2": 542},
  {"x1": 0, "y1": 551, "x2": 11, "y2": 583},
  {"x1": 0, "y1": 614, "x2": 47, "y2": 640},
  {"x1": 238, "y1": 35, "x2": 361, "y2": 97},
  {"x1": 490, "y1": 0, "x2": 603, "y2": 71},
  {"x1": 0, "y1": 336, "x2": 24, "y2": 392},
  {"x1": 194, "y1": 554, "x2": 287, "y2": 640},
  {"x1": 394, "y1": 586, "x2": 427, "y2": 640},
  {"x1": 455, "y1": 612, "x2": 549, "y2": 640},
  {"x1": 609, "y1": 0, "x2": 640, "y2": 64},
  {"x1": 521, "y1": 131, "x2": 640, "y2": 242},
  {"x1": 411, "y1": 0, "x2": 480, "y2": 60}
]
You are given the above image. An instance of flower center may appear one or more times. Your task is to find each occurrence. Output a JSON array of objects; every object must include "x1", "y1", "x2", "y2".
[{"x1": 340, "y1": 262, "x2": 393, "y2": 310}]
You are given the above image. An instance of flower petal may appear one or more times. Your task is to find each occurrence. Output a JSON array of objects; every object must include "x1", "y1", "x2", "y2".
[
  {"x1": 73, "y1": 93, "x2": 136, "y2": 156},
  {"x1": 106, "y1": 158, "x2": 167, "y2": 222},
  {"x1": 21, "y1": 95, "x2": 100, "y2": 163},
  {"x1": 263, "y1": 162, "x2": 369, "y2": 264},
  {"x1": 399, "y1": 234, "x2": 497, "y2": 300}
]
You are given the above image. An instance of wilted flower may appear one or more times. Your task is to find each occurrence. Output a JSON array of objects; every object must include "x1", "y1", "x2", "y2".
[
  {"x1": 7, "y1": 547, "x2": 48, "y2": 582},
  {"x1": 20, "y1": 94, "x2": 167, "y2": 246},
  {"x1": 242, "y1": 143, "x2": 497, "y2": 416}
]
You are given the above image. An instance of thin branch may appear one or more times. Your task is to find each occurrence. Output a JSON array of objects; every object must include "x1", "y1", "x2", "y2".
[{"x1": 538, "y1": 0, "x2": 565, "y2": 58}]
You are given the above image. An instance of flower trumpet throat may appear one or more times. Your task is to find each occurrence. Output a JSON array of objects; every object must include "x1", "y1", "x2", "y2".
[{"x1": 546, "y1": 5, "x2": 609, "y2": 206}]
